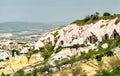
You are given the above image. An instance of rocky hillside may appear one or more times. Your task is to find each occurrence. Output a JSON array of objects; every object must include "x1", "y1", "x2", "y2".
[{"x1": 0, "y1": 13, "x2": 120, "y2": 76}]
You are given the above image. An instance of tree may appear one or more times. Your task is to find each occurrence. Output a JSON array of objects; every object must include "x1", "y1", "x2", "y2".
[
  {"x1": 95, "y1": 12, "x2": 99, "y2": 16},
  {"x1": 103, "y1": 12, "x2": 111, "y2": 16},
  {"x1": 84, "y1": 15, "x2": 91, "y2": 22},
  {"x1": 92, "y1": 12, "x2": 99, "y2": 20}
]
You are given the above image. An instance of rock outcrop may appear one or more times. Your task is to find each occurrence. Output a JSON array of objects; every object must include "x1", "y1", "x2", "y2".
[
  {"x1": 0, "y1": 40, "x2": 21, "y2": 51},
  {"x1": 35, "y1": 18, "x2": 120, "y2": 51}
]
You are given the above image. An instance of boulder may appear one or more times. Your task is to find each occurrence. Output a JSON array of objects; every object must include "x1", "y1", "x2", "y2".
[{"x1": 102, "y1": 43, "x2": 108, "y2": 49}]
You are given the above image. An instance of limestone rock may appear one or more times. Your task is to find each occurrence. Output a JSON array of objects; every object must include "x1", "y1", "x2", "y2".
[
  {"x1": 34, "y1": 40, "x2": 44, "y2": 50},
  {"x1": 28, "y1": 53, "x2": 44, "y2": 65},
  {"x1": 0, "y1": 40, "x2": 21, "y2": 51},
  {"x1": 102, "y1": 43, "x2": 108, "y2": 49},
  {"x1": 0, "y1": 49, "x2": 11, "y2": 60}
]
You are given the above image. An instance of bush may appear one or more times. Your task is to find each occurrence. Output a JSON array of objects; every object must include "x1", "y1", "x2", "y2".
[
  {"x1": 71, "y1": 20, "x2": 85, "y2": 25},
  {"x1": 11, "y1": 50, "x2": 20, "y2": 57},
  {"x1": 115, "y1": 18, "x2": 120, "y2": 25},
  {"x1": 84, "y1": 15, "x2": 91, "y2": 22},
  {"x1": 54, "y1": 60, "x2": 61, "y2": 69},
  {"x1": 72, "y1": 67, "x2": 81, "y2": 76},
  {"x1": 25, "y1": 72, "x2": 33, "y2": 76},
  {"x1": 103, "y1": 12, "x2": 111, "y2": 16},
  {"x1": 42, "y1": 65, "x2": 50, "y2": 73},
  {"x1": 14, "y1": 69, "x2": 25, "y2": 76},
  {"x1": 27, "y1": 48, "x2": 34, "y2": 60},
  {"x1": 40, "y1": 44, "x2": 54, "y2": 60},
  {"x1": 55, "y1": 47, "x2": 63, "y2": 53},
  {"x1": 52, "y1": 31, "x2": 59, "y2": 37},
  {"x1": 95, "y1": 54, "x2": 103, "y2": 61},
  {"x1": 0, "y1": 59, "x2": 4, "y2": 62},
  {"x1": 60, "y1": 58, "x2": 70, "y2": 65},
  {"x1": 69, "y1": 56, "x2": 77, "y2": 65},
  {"x1": 104, "y1": 50, "x2": 113, "y2": 56},
  {"x1": 1, "y1": 73, "x2": 5, "y2": 76},
  {"x1": 111, "y1": 65, "x2": 120, "y2": 76},
  {"x1": 96, "y1": 70, "x2": 111, "y2": 76}
]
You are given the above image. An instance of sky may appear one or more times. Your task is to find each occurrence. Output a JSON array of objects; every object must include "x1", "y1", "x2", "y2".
[{"x1": 0, "y1": 0, "x2": 120, "y2": 24}]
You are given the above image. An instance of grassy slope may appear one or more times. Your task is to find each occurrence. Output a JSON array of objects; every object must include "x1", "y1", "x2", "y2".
[{"x1": 71, "y1": 14, "x2": 120, "y2": 25}]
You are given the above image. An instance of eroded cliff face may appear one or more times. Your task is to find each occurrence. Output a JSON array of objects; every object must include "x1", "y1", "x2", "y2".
[
  {"x1": 54, "y1": 18, "x2": 120, "y2": 49},
  {"x1": 35, "y1": 17, "x2": 120, "y2": 51},
  {"x1": 33, "y1": 18, "x2": 120, "y2": 64}
]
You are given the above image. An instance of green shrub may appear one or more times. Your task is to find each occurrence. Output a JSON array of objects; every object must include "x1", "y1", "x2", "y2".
[
  {"x1": 103, "y1": 12, "x2": 111, "y2": 16},
  {"x1": 55, "y1": 47, "x2": 63, "y2": 53},
  {"x1": 53, "y1": 31, "x2": 59, "y2": 37},
  {"x1": 42, "y1": 65, "x2": 50, "y2": 73},
  {"x1": 115, "y1": 18, "x2": 120, "y2": 25},
  {"x1": 60, "y1": 58, "x2": 70, "y2": 65},
  {"x1": 0, "y1": 59, "x2": 4, "y2": 62},
  {"x1": 40, "y1": 44, "x2": 54, "y2": 60},
  {"x1": 25, "y1": 72, "x2": 33, "y2": 76},
  {"x1": 71, "y1": 20, "x2": 85, "y2": 25},
  {"x1": 111, "y1": 65, "x2": 120, "y2": 76},
  {"x1": 1, "y1": 73, "x2": 5, "y2": 76},
  {"x1": 96, "y1": 66, "x2": 120, "y2": 76},
  {"x1": 27, "y1": 48, "x2": 35, "y2": 60},
  {"x1": 54, "y1": 59, "x2": 61, "y2": 69},
  {"x1": 69, "y1": 55, "x2": 77, "y2": 65},
  {"x1": 104, "y1": 50, "x2": 113, "y2": 56},
  {"x1": 96, "y1": 70, "x2": 111, "y2": 76},
  {"x1": 84, "y1": 15, "x2": 91, "y2": 22},
  {"x1": 95, "y1": 54, "x2": 103, "y2": 61},
  {"x1": 14, "y1": 69, "x2": 25, "y2": 76},
  {"x1": 11, "y1": 50, "x2": 20, "y2": 57},
  {"x1": 72, "y1": 67, "x2": 81, "y2": 76}
]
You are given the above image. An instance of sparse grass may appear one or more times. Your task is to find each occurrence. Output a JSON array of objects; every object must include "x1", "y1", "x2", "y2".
[
  {"x1": 96, "y1": 70, "x2": 111, "y2": 76},
  {"x1": 96, "y1": 65, "x2": 120, "y2": 76},
  {"x1": 60, "y1": 72, "x2": 68, "y2": 76},
  {"x1": 72, "y1": 67, "x2": 81, "y2": 76},
  {"x1": 71, "y1": 13, "x2": 120, "y2": 26},
  {"x1": 71, "y1": 20, "x2": 85, "y2": 25},
  {"x1": 14, "y1": 69, "x2": 25, "y2": 76}
]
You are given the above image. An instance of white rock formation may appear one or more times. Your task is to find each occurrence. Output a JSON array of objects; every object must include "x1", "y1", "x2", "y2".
[
  {"x1": 28, "y1": 52, "x2": 44, "y2": 64},
  {"x1": 34, "y1": 33, "x2": 55, "y2": 50},
  {"x1": 34, "y1": 40, "x2": 44, "y2": 50},
  {"x1": 53, "y1": 18, "x2": 120, "y2": 50},
  {"x1": 113, "y1": 47, "x2": 120, "y2": 55},
  {"x1": 0, "y1": 40, "x2": 21, "y2": 51},
  {"x1": 0, "y1": 49, "x2": 11, "y2": 60},
  {"x1": 35, "y1": 18, "x2": 120, "y2": 65},
  {"x1": 49, "y1": 48, "x2": 71, "y2": 66},
  {"x1": 102, "y1": 43, "x2": 108, "y2": 49},
  {"x1": 20, "y1": 47, "x2": 29, "y2": 54}
]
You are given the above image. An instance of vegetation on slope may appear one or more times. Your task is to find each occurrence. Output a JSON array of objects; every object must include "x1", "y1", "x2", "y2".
[
  {"x1": 2, "y1": 13, "x2": 120, "y2": 76},
  {"x1": 71, "y1": 12, "x2": 120, "y2": 25},
  {"x1": 12, "y1": 36, "x2": 120, "y2": 76}
]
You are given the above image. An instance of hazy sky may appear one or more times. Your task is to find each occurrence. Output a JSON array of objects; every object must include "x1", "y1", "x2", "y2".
[{"x1": 0, "y1": 0, "x2": 120, "y2": 23}]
